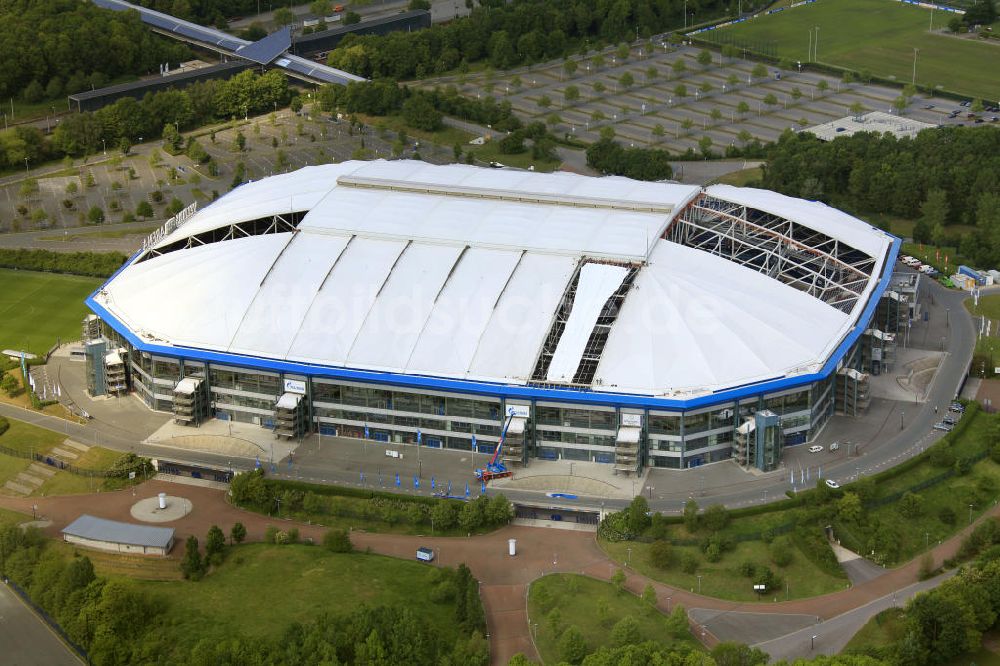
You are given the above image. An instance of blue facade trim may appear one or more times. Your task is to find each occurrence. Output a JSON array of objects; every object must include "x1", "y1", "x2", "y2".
[{"x1": 87, "y1": 236, "x2": 900, "y2": 412}]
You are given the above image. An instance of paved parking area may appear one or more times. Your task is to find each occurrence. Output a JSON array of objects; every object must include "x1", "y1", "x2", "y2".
[{"x1": 427, "y1": 40, "x2": 974, "y2": 155}]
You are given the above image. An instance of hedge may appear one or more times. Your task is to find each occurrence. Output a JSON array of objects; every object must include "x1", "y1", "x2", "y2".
[
  {"x1": 0, "y1": 248, "x2": 127, "y2": 278},
  {"x1": 0, "y1": 416, "x2": 8, "y2": 437}
]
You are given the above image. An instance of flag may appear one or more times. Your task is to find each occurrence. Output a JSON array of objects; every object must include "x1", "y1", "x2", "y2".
[
  {"x1": 465, "y1": 482, "x2": 470, "y2": 498},
  {"x1": 448, "y1": 480, "x2": 452, "y2": 495},
  {"x1": 255, "y1": 455, "x2": 261, "y2": 469},
  {"x1": 481, "y1": 481, "x2": 486, "y2": 494},
  {"x1": 364, "y1": 424, "x2": 370, "y2": 439},
  {"x1": 471, "y1": 435, "x2": 477, "y2": 451},
  {"x1": 417, "y1": 429, "x2": 422, "y2": 445},
  {"x1": 360, "y1": 471, "x2": 365, "y2": 483},
  {"x1": 431, "y1": 477, "x2": 436, "y2": 489},
  {"x1": 414, "y1": 475, "x2": 419, "y2": 489},
  {"x1": 395, "y1": 473, "x2": 400, "y2": 487}
]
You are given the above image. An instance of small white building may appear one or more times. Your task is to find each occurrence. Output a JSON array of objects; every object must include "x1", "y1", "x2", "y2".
[
  {"x1": 806, "y1": 111, "x2": 936, "y2": 141},
  {"x1": 61, "y1": 514, "x2": 175, "y2": 556}
]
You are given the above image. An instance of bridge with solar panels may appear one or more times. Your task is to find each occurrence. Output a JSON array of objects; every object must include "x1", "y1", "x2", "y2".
[{"x1": 91, "y1": 0, "x2": 366, "y2": 86}]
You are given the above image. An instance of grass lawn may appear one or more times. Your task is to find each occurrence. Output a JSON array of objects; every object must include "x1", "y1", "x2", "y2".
[
  {"x1": 136, "y1": 543, "x2": 457, "y2": 660},
  {"x1": 467, "y1": 139, "x2": 563, "y2": 172},
  {"x1": 38, "y1": 225, "x2": 158, "y2": 242},
  {"x1": 710, "y1": 166, "x2": 763, "y2": 186},
  {"x1": 0, "y1": 506, "x2": 30, "y2": 525},
  {"x1": 52, "y1": 540, "x2": 183, "y2": 581},
  {"x1": 0, "y1": 418, "x2": 65, "y2": 456},
  {"x1": 528, "y1": 574, "x2": 702, "y2": 664},
  {"x1": 843, "y1": 607, "x2": 906, "y2": 652},
  {"x1": 0, "y1": 268, "x2": 101, "y2": 356},
  {"x1": 966, "y1": 294, "x2": 1000, "y2": 321},
  {"x1": 703, "y1": 0, "x2": 1000, "y2": 99},
  {"x1": 0, "y1": 454, "x2": 32, "y2": 493},
  {"x1": 601, "y1": 539, "x2": 848, "y2": 602}
]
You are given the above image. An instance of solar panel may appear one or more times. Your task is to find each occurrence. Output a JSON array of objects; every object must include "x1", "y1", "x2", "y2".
[{"x1": 236, "y1": 27, "x2": 291, "y2": 65}]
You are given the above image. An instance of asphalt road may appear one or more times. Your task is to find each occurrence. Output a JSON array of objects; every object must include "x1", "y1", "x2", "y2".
[{"x1": 0, "y1": 582, "x2": 82, "y2": 666}]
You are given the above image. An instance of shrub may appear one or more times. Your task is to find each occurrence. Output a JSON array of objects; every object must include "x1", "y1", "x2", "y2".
[
  {"x1": 264, "y1": 525, "x2": 279, "y2": 544},
  {"x1": 738, "y1": 560, "x2": 757, "y2": 578},
  {"x1": 230, "y1": 522, "x2": 246, "y2": 544},
  {"x1": 939, "y1": 506, "x2": 957, "y2": 525},
  {"x1": 0, "y1": 416, "x2": 8, "y2": 435},
  {"x1": 770, "y1": 536, "x2": 794, "y2": 567},
  {"x1": 559, "y1": 625, "x2": 587, "y2": 664},
  {"x1": 680, "y1": 553, "x2": 699, "y2": 573},
  {"x1": 649, "y1": 540, "x2": 673, "y2": 569},
  {"x1": 323, "y1": 528, "x2": 353, "y2": 553},
  {"x1": 705, "y1": 542, "x2": 722, "y2": 562},
  {"x1": 611, "y1": 615, "x2": 641, "y2": 647},
  {"x1": 702, "y1": 504, "x2": 730, "y2": 532}
]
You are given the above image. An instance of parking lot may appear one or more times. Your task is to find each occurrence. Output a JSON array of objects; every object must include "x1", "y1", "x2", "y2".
[
  {"x1": 1, "y1": 108, "x2": 447, "y2": 237},
  {"x1": 426, "y1": 40, "x2": 982, "y2": 154}
]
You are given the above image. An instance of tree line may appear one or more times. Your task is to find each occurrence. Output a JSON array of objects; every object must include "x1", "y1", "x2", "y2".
[
  {"x1": 0, "y1": 68, "x2": 290, "y2": 172},
  {"x1": 760, "y1": 127, "x2": 1000, "y2": 263},
  {"x1": 0, "y1": 0, "x2": 189, "y2": 102},
  {"x1": 230, "y1": 469, "x2": 514, "y2": 533},
  {"x1": 326, "y1": 0, "x2": 733, "y2": 80}
]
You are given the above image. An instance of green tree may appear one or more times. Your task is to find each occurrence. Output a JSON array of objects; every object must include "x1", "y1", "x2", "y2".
[
  {"x1": 849, "y1": 102, "x2": 865, "y2": 118},
  {"x1": 899, "y1": 492, "x2": 925, "y2": 518},
  {"x1": 87, "y1": 205, "x2": 105, "y2": 224},
  {"x1": 972, "y1": 98, "x2": 985, "y2": 113},
  {"x1": 791, "y1": 87, "x2": 803, "y2": 100},
  {"x1": 563, "y1": 59, "x2": 578, "y2": 79},
  {"x1": 652, "y1": 123, "x2": 665, "y2": 140},
  {"x1": 180, "y1": 535, "x2": 204, "y2": 580},
  {"x1": 234, "y1": 130, "x2": 246, "y2": 152},
  {"x1": 838, "y1": 492, "x2": 863, "y2": 523},
  {"x1": 564, "y1": 85, "x2": 580, "y2": 103},
  {"x1": 616, "y1": 43, "x2": 630, "y2": 60},
  {"x1": 683, "y1": 499, "x2": 699, "y2": 531},
  {"x1": 711, "y1": 642, "x2": 769, "y2": 666},
  {"x1": 626, "y1": 495, "x2": 651, "y2": 534},
  {"x1": 697, "y1": 49, "x2": 712, "y2": 67},
  {"x1": 893, "y1": 96, "x2": 908, "y2": 114},
  {"x1": 611, "y1": 567, "x2": 626, "y2": 592},
  {"x1": 230, "y1": 522, "x2": 246, "y2": 544},
  {"x1": 671, "y1": 59, "x2": 687, "y2": 76},
  {"x1": 537, "y1": 95, "x2": 552, "y2": 108},
  {"x1": 737, "y1": 100, "x2": 750, "y2": 115},
  {"x1": 763, "y1": 93, "x2": 777, "y2": 106},
  {"x1": 273, "y1": 7, "x2": 296, "y2": 26},
  {"x1": 619, "y1": 71, "x2": 634, "y2": 89},
  {"x1": 641, "y1": 583, "x2": 657, "y2": 610},
  {"x1": 205, "y1": 525, "x2": 225, "y2": 565},
  {"x1": 558, "y1": 625, "x2": 588, "y2": 664},
  {"x1": 674, "y1": 83, "x2": 687, "y2": 98},
  {"x1": 905, "y1": 587, "x2": 981, "y2": 663},
  {"x1": 710, "y1": 108, "x2": 722, "y2": 122},
  {"x1": 611, "y1": 615, "x2": 641, "y2": 647},
  {"x1": 752, "y1": 63, "x2": 767, "y2": 78},
  {"x1": 817, "y1": 79, "x2": 829, "y2": 93},
  {"x1": 136, "y1": 200, "x2": 153, "y2": 219},
  {"x1": 486, "y1": 495, "x2": 512, "y2": 525},
  {"x1": 592, "y1": 81, "x2": 606, "y2": 95},
  {"x1": 645, "y1": 65, "x2": 658, "y2": 82}
]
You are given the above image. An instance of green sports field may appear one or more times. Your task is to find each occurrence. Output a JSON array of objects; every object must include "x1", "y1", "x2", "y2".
[
  {"x1": 0, "y1": 268, "x2": 101, "y2": 356},
  {"x1": 703, "y1": 0, "x2": 1000, "y2": 99}
]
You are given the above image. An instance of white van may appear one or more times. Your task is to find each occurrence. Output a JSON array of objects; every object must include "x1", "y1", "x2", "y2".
[{"x1": 416, "y1": 547, "x2": 435, "y2": 562}]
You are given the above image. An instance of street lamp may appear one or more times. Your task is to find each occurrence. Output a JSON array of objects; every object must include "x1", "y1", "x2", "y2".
[
  {"x1": 900, "y1": 410, "x2": 905, "y2": 431},
  {"x1": 970, "y1": 504, "x2": 975, "y2": 524},
  {"x1": 697, "y1": 574, "x2": 702, "y2": 594},
  {"x1": 811, "y1": 635, "x2": 818, "y2": 650},
  {"x1": 912, "y1": 47, "x2": 919, "y2": 86}
]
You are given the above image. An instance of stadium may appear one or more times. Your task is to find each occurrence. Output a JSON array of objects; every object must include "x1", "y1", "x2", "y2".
[{"x1": 85, "y1": 160, "x2": 900, "y2": 473}]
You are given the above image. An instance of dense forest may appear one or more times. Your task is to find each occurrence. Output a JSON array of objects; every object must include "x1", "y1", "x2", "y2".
[
  {"x1": 327, "y1": 0, "x2": 741, "y2": 79},
  {"x1": 761, "y1": 127, "x2": 1000, "y2": 266},
  {"x1": 0, "y1": 0, "x2": 189, "y2": 102}
]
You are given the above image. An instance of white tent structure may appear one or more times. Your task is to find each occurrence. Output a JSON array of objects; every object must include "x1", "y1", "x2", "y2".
[{"x1": 92, "y1": 160, "x2": 893, "y2": 400}]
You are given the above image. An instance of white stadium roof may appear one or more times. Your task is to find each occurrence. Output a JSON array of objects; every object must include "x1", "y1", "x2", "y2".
[{"x1": 95, "y1": 161, "x2": 894, "y2": 399}]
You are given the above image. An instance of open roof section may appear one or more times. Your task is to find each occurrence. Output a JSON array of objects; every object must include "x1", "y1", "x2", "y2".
[{"x1": 90, "y1": 0, "x2": 364, "y2": 85}]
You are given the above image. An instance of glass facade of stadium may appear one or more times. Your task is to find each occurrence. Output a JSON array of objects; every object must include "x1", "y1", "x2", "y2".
[{"x1": 103, "y1": 321, "x2": 883, "y2": 471}]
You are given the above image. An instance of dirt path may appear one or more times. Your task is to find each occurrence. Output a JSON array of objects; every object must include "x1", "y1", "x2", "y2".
[{"x1": 2, "y1": 482, "x2": 996, "y2": 665}]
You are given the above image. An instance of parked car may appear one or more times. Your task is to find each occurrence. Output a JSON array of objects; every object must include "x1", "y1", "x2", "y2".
[
  {"x1": 808, "y1": 445, "x2": 824, "y2": 453},
  {"x1": 933, "y1": 422, "x2": 954, "y2": 432},
  {"x1": 943, "y1": 415, "x2": 957, "y2": 425},
  {"x1": 950, "y1": 402, "x2": 966, "y2": 413},
  {"x1": 825, "y1": 479, "x2": 840, "y2": 489},
  {"x1": 830, "y1": 441, "x2": 841, "y2": 451},
  {"x1": 416, "y1": 547, "x2": 435, "y2": 562}
]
